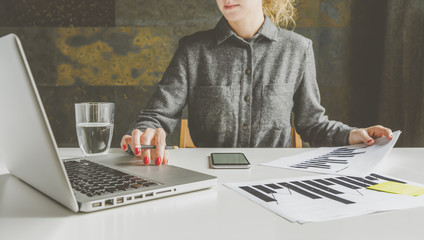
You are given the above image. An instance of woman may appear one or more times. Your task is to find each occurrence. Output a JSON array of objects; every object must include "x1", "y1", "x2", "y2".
[{"x1": 120, "y1": 0, "x2": 393, "y2": 165}]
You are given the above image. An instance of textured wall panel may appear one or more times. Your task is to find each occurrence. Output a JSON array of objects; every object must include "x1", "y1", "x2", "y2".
[
  {"x1": 116, "y1": 0, "x2": 220, "y2": 25},
  {"x1": 116, "y1": 0, "x2": 222, "y2": 40},
  {"x1": 320, "y1": 86, "x2": 350, "y2": 124},
  {"x1": 56, "y1": 27, "x2": 173, "y2": 86},
  {"x1": 0, "y1": 0, "x2": 115, "y2": 27},
  {"x1": 297, "y1": 0, "x2": 351, "y2": 27},
  {"x1": 320, "y1": 0, "x2": 351, "y2": 27},
  {"x1": 297, "y1": 0, "x2": 321, "y2": 27},
  {"x1": 315, "y1": 28, "x2": 350, "y2": 87},
  {"x1": 0, "y1": 28, "x2": 57, "y2": 86},
  {"x1": 296, "y1": 28, "x2": 351, "y2": 123}
]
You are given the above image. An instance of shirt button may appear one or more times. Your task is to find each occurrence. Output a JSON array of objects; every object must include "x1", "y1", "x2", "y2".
[
  {"x1": 242, "y1": 124, "x2": 248, "y2": 130},
  {"x1": 244, "y1": 96, "x2": 250, "y2": 102},
  {"x1": 245, "y1": 69, "x2": 251, "y2": 75}
]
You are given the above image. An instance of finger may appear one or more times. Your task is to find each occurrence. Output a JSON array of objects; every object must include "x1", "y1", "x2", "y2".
[
  {"x1": 131, "y1": 129, "x2": 143, "y2": 156},
  {"x1": 163, "y1": 150, "x2": 169, "y2": 165},
  {"x1": 120, "y1": 135, "x2": 132, "y2": 151},
  {"x1": 140, "y1": 128, "x2": 155, "y2": 165},
  {"x1": 367, "y1": 125, "x2": 393, "y2": 140},
  {"x1": 154, "y1": 128, "x2": 166, "y2": 165},
  {"x1": 358, "y1": 129, "x2": 374, "y2": 145},
  {"x1": 388, "y1": 130, "x2": 394, "y2": 140},
  {"x1": 381, "y1": 127, "x2": 393, "y2": 140},
  {"x1": 150, "y1": 150, "x2": 158, "y2": 165}
]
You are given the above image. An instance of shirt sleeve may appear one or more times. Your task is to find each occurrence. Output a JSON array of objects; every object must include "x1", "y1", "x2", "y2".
[
  {"x1": 293, "y1": 40, "x2": 355, "y2": 147},
  {"x1": 126, "y1": 38, "x2": 189, "y2": 136}
]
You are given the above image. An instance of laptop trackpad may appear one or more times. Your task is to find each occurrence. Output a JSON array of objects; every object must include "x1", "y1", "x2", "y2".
[{"x1": 89, "y1": 155, "x2": 215, "y2": 186}]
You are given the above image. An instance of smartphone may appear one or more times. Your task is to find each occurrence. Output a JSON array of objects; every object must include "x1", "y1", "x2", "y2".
[{"x1": 210, "y1": 153, "x2": 251, "y2": 169}]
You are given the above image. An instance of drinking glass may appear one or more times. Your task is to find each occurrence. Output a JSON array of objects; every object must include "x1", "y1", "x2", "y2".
[{"x1": 75, "y1": 102, "x2": 114, "y2": 156}]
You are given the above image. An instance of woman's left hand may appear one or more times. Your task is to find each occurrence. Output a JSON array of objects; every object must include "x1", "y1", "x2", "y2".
[{"x1": 349, "y1": 125, "x2": 393, "y2": 145}]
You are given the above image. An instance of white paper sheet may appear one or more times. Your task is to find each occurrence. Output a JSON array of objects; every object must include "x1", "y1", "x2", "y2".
[
  {"x1": 261, "y1": 131, "x2": 401, "y2": 177},
  {"x1": 225, "y1": 172, "x2": 424, "y2": 224}
]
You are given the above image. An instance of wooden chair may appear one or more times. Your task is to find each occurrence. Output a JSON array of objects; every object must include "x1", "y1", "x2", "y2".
[
  {"x1": 179, "y1": 119, "x2": 196, "y2": 148},
  {"x1": 291, "y1": 127, "x2": 302, "y2": 148},
  {"x1": 179, "y1": 119, "x2": 302, "y2": 148}
]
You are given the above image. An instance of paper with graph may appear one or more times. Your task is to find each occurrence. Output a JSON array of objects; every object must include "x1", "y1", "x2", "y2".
[
  {"x1": 225, "y1": 172, "x2": 424, "y2": 224},
  {"x1": 261, "y1": 131, "x2": 401, "y2": 177}
]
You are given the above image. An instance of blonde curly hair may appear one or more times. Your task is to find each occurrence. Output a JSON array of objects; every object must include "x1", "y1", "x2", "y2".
[{"x1": 263, "y1": 0, "x2": 297, "y2": 29}]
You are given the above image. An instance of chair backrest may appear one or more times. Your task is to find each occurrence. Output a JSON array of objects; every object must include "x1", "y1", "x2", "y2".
[
  {"x1": 291, "y1": 127, "x2": 302, "y2": 148},
  {"x1": 179, "y1": 119, "x2": 196, "y2": 148},
  {"x1": 179, "y1": 119, "x2": 302, "y2": 148}
]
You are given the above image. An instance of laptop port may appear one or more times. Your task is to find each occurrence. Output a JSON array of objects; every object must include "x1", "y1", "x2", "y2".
[
  {"x1": 126, "y1": 196, "x2": 132, "y2": 201},
  {"x1": 134, "y1": 194, "x2": 143, "y2": 199},
  {"x1": 156, "y1": 189, "x2": 172, "y2": 195},
  {"x1": 92, "y1": 202, "x2": 102, "y2": 208},
  {"x1": 116, "y1": 197, "x2": 124, "y2": 204},
  {"x1": 105, "y1": 199, "x2": 114, "y2": 206},
  {"x1": 145, "y1": 193, "x2": 154, "y2": 197}
]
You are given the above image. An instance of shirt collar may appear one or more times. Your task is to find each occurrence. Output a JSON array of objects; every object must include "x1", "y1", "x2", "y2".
[
  {"x1": 257, "y1": 15, "x2": 279, "y2": 41},
  {"x1": 215, "y1": 15, "x2": 279, "y2": 45}
]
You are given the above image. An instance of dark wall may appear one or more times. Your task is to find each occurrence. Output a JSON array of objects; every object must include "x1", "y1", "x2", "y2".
[{"x1": 0, "y1": 0, "x2": 391, "y2": 147}]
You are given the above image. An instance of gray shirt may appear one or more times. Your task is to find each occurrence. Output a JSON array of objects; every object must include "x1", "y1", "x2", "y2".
[{"x1": 128, "y1": 16, "x2": 354, "y2": 147}]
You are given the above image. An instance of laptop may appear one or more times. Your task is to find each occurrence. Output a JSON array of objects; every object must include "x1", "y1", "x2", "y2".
[{"x1": 0, "y1": 33, "x2": 217, "y2": 212}]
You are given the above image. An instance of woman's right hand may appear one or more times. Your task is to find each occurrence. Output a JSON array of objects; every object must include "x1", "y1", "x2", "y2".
[{"x1": 120, "y1": 128, "x2": 169, "y2": 165}]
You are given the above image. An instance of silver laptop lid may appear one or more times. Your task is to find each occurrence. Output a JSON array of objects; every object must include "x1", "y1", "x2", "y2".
[{"x1": 0, "y1": 34, "x2": 79, "y2": 212}]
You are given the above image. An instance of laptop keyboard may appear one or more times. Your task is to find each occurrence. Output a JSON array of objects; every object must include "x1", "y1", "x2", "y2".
[{"x1": 64, "y1": 159, "x2": 158, "y2": 197}]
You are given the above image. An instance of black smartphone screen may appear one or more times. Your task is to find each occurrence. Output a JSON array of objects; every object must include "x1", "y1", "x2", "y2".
[{"x1": 211, "y1": 153, "x2": 250, "y2": 165}]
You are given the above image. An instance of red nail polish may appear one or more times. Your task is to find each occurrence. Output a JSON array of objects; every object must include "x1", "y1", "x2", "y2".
[
  {"x1": 122, "y1": 145, "x2": 127, "y2": 151},
  {"x1": 143, "y1": 156, "x2": 150, "y2": 165},
  {"x1": 134, "y1": 148, "x2": 141, "y2": 156},
  {"x1": 367, "y1": 139, "x2": 373, "y2": 143},
  {"x1": 156, "y1": 157, "x2": 161, "y2": 165}
]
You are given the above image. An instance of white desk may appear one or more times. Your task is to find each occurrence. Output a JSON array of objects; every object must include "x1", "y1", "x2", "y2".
[{"x1": 0, "y1": 148, "x2": 423, "y2": 240}]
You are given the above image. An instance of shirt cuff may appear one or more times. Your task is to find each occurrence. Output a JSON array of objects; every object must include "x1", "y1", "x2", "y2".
[{"x1": 336, "y1": 127, "x2": 356, "y2": 146}]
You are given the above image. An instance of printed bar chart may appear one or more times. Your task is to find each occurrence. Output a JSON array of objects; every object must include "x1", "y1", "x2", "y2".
[
  {"x1": 226, "y1": 172, "x2": 424, "y2": 224},
  {"x1": 261, "y1": 131, "x2": 401, "y2": 177},
  {"x1": 290, "y1": 147, "x2": 366, "y2": 170},
  {"x1": 239, "y1": 174, "x2": 386, "y2": 205}
]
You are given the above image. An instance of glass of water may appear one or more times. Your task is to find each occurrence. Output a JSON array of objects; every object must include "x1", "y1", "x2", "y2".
[{"x1": 75, "y1": 102, "x2": 114, "y2": 156}]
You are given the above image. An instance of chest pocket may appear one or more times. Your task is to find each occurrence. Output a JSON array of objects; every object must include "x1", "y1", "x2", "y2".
[
  {"x1": 192, "y1": 86, "x2": 235, "y2": 134},
  {"x1": 260, "y1": 84, "x2": 293, "y2": 129}
]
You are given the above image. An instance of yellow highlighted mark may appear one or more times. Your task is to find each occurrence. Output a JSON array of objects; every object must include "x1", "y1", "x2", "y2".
[{"x1": 367, "y1": 181, "x2": 424, "y2": 196}]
